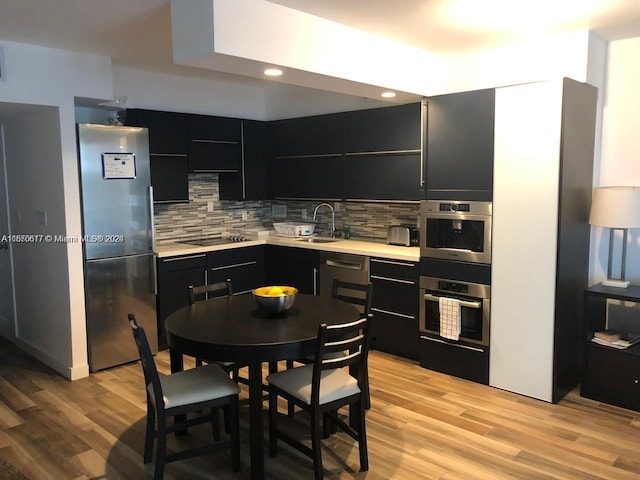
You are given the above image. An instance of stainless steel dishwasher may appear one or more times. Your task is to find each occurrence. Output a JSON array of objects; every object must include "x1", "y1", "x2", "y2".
[{"x1": 319, "y1": 252, "x2": 370, "y2": 298}]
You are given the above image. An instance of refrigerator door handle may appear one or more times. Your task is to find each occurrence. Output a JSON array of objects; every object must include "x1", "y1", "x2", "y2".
[
  {"x1": 151, "y1": 254, "x2": 158, "y2": 295},
  {"x1": 149, "y1": 186, "x2": 156, "y2": 251}
]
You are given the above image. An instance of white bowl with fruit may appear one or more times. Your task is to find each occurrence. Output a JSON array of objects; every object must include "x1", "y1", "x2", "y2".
[{"x1": 252, "y1": 286, "x2": 298, "y2": 314}]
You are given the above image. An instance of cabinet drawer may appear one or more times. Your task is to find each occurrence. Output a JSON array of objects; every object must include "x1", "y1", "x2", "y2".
[
  {"x1": 370, "y1": 275, "x2": 418, "y2": 315},
  {"x1": 370, "y1": 309, "x2": 418, "y2": 360},
  {"x1": 207, "y1": 246, "x2": 265, "y2": 294},
  {"x1": 584, "y1": 343, "x2": 640, "y2": 411},
  {"x1": 157, "y1": 253, "x2": 207, "y2": 273},
  {"x1": 419, "y1": 336, "x2": 489, "y2": 384},
  {"x1": 370, "y1": 257, "x2": 418, "y2": 280}
]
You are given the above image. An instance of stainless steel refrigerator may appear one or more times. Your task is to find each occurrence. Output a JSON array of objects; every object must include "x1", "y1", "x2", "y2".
[{"x1": 77, "y1": 123, "x2": 157, "y2": 372}]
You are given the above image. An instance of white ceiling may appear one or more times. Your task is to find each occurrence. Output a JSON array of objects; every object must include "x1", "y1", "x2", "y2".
[{"x1": 1, "y1": 0, "x2": 640, "y2": 107}]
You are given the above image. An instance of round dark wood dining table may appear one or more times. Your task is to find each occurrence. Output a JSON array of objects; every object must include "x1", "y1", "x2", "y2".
[{"x1": 165, "y1": 293, "x2": 360, "y2": 480}]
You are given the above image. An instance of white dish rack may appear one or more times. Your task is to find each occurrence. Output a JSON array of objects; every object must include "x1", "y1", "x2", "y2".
[{"x1": 273, "y1": 222, "x2": 316, "y2": 237}]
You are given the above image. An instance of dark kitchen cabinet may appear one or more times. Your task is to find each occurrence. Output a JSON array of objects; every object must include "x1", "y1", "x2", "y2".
[
  {"x1": 344, "y1": 153, "x2": 422, "y2": 201},
  {"x1": 188, "y1": 114, "x2": 242, "y2": 173},
  {"x1": 343, "y1": 102, "x2": 421, "y2": 153},
  {"x1": 265, "y1": 246, "x2": 320, "y2": 295},
  {"x1": 206, "y1": 246, "x2": 265, "y2": 295},
  {"x1": 156, "y1": 253, "x2": 207, "y2": 350},
  {"x1": 369, "y1": 257, "x2": 419, "y2": 360},
  {"x1": 425, "y1": 89, "x2": 495, "y2": 201},
  {"x1": 219, "y1": 120, "x2": 267, "y2": 201},
  {"x1": 268, "y1": 113, "x2": 344, "y2": 158},
  {"x1": 343, "y1": 102, "x2": 423, "y2": 201},
  {"x1": 268, "y1": 113, "x2": 345, "y2": 200},
  {"x1": 581, "y1": 284, "x2": 640, "y2": 411},
  {"x1": 125, "y1": 109, "x2": 189, "y2": 203},
  {"x1": 273, "y1": 155, "x2": 344, "y2": 200}
]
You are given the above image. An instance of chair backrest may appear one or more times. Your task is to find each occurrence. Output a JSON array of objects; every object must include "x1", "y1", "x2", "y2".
[
  {"x1": 311, "y1": 317, "x2": 371, "y2": 405},
  {"x1": 128, "y1": 313, "x2": 165, "y2": 408},
  {"x1": 189, "y1": 279, "x2": 233, "y2": 305},
  {"x1": 331, "y1": 278, "x2": 373, "y2": 317}
]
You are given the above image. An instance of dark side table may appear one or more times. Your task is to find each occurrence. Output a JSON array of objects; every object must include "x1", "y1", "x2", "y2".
[{"x1": 581, "y1": 283, "x2": 640, "y2": 411}]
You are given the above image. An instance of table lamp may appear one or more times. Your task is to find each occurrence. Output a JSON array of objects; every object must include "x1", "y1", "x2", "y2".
[{"x1": 589, "y1": 186, "x2": 640, "y2": 288}]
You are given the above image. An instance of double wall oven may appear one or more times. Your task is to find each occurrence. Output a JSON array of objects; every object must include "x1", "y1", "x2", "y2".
[{"x1": 418, "y1": 200, "x2": 492, "y2": 384}]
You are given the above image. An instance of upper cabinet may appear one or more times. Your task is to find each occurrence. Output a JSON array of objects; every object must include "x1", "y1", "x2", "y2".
[
  {"x1": 268, "y1": 113, "x2": 345, "y2": 201},
  {"x1": 268, "y1": 113, "x2": 344, "y2": 157},
  {"x1": 218, "y1": 119, "x2": 267, "y2": 201},
  {"x1": 125, "y1": 109, "x2": 190, "y2": 204},
  {"x1": 268, "y1": 103, "x2": 423, "y2": 201},
  {"x1": 424, "y1": 89, "x2": 495, "y2": 201},
  {"x1": 187, "y1": 114, "x2": 242, "y2": 173},
  {"x1": 343, "y1": 102, "x2": 422, "y2": 201},
  {"x1": 343, "y1": 102, "x2": 421, "y2": 153}
]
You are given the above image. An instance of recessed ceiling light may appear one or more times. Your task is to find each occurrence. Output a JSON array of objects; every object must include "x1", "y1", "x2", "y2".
[
  {"x1": 264, "y1": 68, "x2": 283, "y2": 77},
  {"x1": 381, "y1": 91, "x2": 396, "y2": 98}
]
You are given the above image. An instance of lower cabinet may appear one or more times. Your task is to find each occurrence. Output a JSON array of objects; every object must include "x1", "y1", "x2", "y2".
[
  {"x1": 419, "y1": 337, "x2": 489, "y2": 384},
  {"x1": 369, "y1": 257, "x2": 419, "y2": 360},
  {"x1": 265, "y1": 246, "x2": 320, "y2": 295},
  {"x1": 206, "y1": 246, "x2": 265, "y2": 294},
  {"x1": 156, "y1": 253, "x2": 207, "y2": 350},
  {"x1": 581, "y1": 284, "x2": 640, "y2": 411}
]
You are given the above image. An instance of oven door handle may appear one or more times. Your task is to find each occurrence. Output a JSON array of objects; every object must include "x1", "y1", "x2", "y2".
[{"x1": 424, "y1": 293, "x2": 481, "y2": 309}]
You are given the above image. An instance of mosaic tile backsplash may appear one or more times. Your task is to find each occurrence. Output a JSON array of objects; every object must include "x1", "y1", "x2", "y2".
[{"x1": 154, "y1": 174, "x2": 420, "y2": 244}]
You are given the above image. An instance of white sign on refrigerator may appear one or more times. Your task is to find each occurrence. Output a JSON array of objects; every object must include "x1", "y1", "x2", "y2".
[{"x1": 102, "y1": 153, "x2": 136, "y2": 179}]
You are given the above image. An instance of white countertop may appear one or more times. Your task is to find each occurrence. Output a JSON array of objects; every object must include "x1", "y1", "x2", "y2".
[{"x1": 156, "y1": 236, "x2": 420, "y2": 262}]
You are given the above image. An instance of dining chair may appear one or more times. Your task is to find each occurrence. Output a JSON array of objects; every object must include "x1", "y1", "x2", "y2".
[
  {"x1": 287, "y1": 278, "x2": 373, "y2": 414},
  {"x1": 267, "y1": 317, "x2": 371, "y2": 480},
  {"x1": 128, "y1": 313, "x2": 240, "y2": 480},
  {"x1": 188, "y1": 280, "x2": 248, "y2": 384}
]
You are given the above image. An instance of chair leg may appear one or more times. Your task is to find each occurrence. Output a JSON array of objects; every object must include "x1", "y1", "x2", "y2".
[
  {"x1": 310, "y1": 410, "x2": 324, "y2": 480},
  {"x1": 195, "y1": 357, "x2": 203, "y2": 367},
  {"x1": 363, "y1": 371, "x2": 371, "y2": 410},
  {"x1": 211, "y1": 407, "x2": 221, "y2": 442},
  {"x1": 143, "y1": 402, "x2": 155, "y2": 464},
  {"x1": 154, "y1": 414, "x2": 167, "y2": 480},
  {"x1": 356, "y1": 400, "x2": 369, "y2": 471},
  {"x1": 229, "y1": 397, "x2": 241, "y2": 472},
  {"x1": 268, "y1": 390, "x2": 278, "y2": 457},
  {"x1": 286, "y1": 360, "x2": 296, "y2": 417}
]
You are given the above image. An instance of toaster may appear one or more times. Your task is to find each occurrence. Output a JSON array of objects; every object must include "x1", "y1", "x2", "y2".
[{"x1": 387, "y1": 225, "x2": 419, "y2": 247}]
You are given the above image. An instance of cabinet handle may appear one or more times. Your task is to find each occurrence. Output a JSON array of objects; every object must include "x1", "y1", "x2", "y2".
[
  {"x1": 344, "y1": 199, "x2": 420, "y2": 204},
  {"x1": 420, "y1": 98, "x2": 427, "y2": 187},
  {"x1": 370, "y1": 274, "x2": 416, "y2": 285},
  {"x1": 371, "y1": 258, "x2": 415, "y2": 267},
  {"x1": 344, "y1": 149, "x2": 420, "y2": 156},
  {"x1": 420, "y1": 335, "x2": 485, "y2": 353},
  {"x1": 240, "y1": 121, "x2": 246, "y2": 199},
  {"x1": 371, "y1": 307, "x2": 415, "y2": 320},
  {"x1": 210, "y1": 260, "x2": 257, "y2": 271},
  {"x1": 191, "y1": 169, "x2": 240, "y2": 173},
  {"x1": 274, "y1": 153, "x2": 341, "y2": 159},
  {"x1": 313, "y1": 267, "x2": 318, "y2": 295},
  {"x1": 150, "y1": 153, "x2": 188, "y2": 157},
  {"x1": 161, "y1": 254, "x2": 206, "y2": 262},
  {"x1": 192, "y1": 139, "x2": 239, "y2": 145}
]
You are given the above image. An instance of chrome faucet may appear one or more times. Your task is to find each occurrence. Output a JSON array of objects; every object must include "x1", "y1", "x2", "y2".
[{"x1": 312, "y1": 202, "x2": 336, "y2": 237}]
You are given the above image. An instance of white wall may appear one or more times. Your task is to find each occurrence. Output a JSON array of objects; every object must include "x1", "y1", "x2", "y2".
[
  {"x1": 591, "y1": 37, "x2": 640, "y2": 284},
  {"x1": 0, "y1": 41, "x2": 113, "y2": 379},
  {"x1": 2, "y1": 108, "x2": 74, "y2": 367}
]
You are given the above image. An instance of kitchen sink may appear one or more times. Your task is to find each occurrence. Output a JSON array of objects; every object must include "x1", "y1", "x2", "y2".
[{"x1": 295, "y1": 237, "x2": 340, "y2": 243}]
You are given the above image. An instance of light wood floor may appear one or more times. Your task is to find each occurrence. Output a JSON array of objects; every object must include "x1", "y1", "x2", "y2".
[{"x1": 1, "y1": 338, "x2": 640, "y2": 480}]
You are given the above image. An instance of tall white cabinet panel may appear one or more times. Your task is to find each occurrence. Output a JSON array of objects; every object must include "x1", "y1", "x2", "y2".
[{"x1": 491, "y1": 78, "x2": 597, "y2": 403}]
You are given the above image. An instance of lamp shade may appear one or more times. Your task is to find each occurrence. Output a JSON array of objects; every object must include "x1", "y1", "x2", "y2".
[{"x1": 589, "y1": 186, "x2": 640, "y2": 228}]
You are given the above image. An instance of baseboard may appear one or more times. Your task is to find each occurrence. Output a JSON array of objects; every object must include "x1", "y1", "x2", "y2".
[{"x1": 12, "y1": 337, "x2": 90, "y2": 381}]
